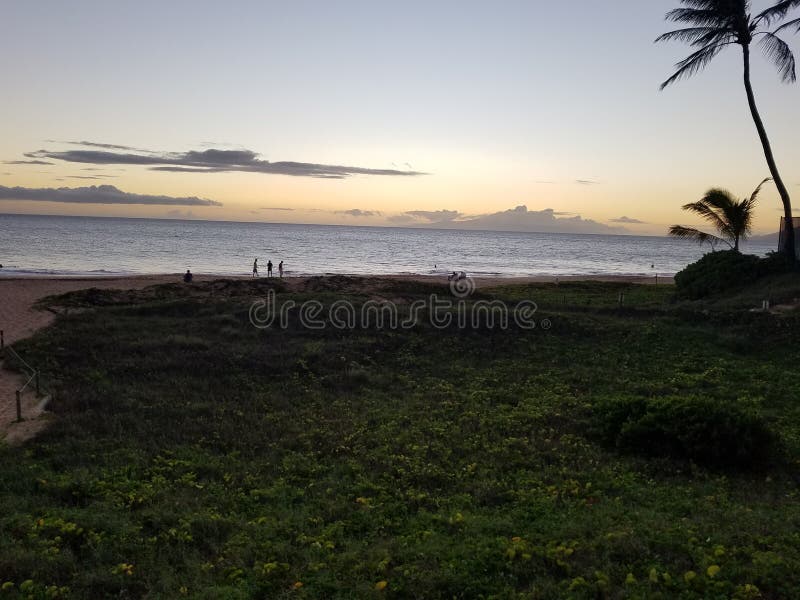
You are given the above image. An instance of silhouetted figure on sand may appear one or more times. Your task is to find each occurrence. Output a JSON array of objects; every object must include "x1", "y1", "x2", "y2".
[
  {"x1": 252, "y1": 258, "x2": 258, "y2": 278},
  {"x1": 267, "y1": 260, "x2": 273, "y2": 277},
  {"x1": 183, "y1": 269, "x2": 193, "y2": 283},
  {"x1": 278, "y1": 261, "x2": 284, "y2": 278}
]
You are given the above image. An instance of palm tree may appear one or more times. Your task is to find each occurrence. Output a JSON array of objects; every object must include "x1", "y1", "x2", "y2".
[
  {"x1": 669, "y1": 178, "x2": 769, "y2": 251},
  {"x1": 657, "y1": 0, "x2": 800, "y2": 262}
]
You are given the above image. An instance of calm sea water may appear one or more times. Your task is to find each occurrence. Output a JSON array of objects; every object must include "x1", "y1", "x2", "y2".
[{"x1": 0, "y1": 213, "x2": 777, "y2": 278}]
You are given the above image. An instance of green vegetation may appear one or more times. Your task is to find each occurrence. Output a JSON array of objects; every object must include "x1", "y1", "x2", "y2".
[
  {"x1": 2, "y1": 277, "x2": 800, "y2": 598},
  {"x1": 593, "y1": 395, "x2": 778, "y2": 468},
  {"x1": 674, "y1": 250, "x2": 797, "y2": 300},
  {"x1": 675, "y1": 251, "x2": 762, "y2": 299}
]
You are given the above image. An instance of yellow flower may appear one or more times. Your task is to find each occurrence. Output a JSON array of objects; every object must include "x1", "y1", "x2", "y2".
[
  {"x1": 625, "y1": 573, "x2": 637, "y2": 584},
  {"x1": 649, "y1": 568, "x2": 659, "y2": 583},
  {"x1": 293, "y1": 581, "x2": 303, "y2": 589},
  {"x1": 511, "y1": 536, "x2": 522, "y2": 543},
  {"x1": 684, "y1": 570, "x2": 696, "y2": 583},
  {"x1": 707, "y1": 565, "x2": 720, "y2": 578},
  {"x1": 375, "y1": 580, "x2": 388, "y2": 591}
]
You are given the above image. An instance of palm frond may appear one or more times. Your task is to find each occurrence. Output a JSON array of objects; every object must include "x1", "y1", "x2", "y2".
[
  {"x1": 665, "y1": 8, "x2": 732, "y2": 27},
  {"x1": 698, "y1": 188, "x2": 736, "y2": 210},
  {"x1": 755, "y1": 0, "x2": 800, "y2": 26},
  {"x1": 673, "y1": 180, "x2": 764, "y2": 249},
  {"x1": 681, "y1": 197, "x2": 735, "y2": 239},
  {"x1": 775, "y1": 16, "x2": 800, "y2": 33},
  {"x1": 758, "y1": 32, "x2": 797, "y2": 82},
  {"x1": 748, "y1": 177, "x2": 772, "y2": 203},
  {"x1": 659, "y1": 41, "x2": 730, "y2": 89},
  {"x1": 736, "y1": 178, "x2": 772, "y2": 241},
  {"x1": 668, "y1": 225, "x2": 729, "y2": 247},
  {"x1": 655, "y1": 26, "x2": 729, "y2": 45}
]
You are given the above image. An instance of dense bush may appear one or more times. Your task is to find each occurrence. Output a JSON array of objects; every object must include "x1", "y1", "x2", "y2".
[
  {"x1": 594, "y1": 395, "x2": 778, "y2": 468},
  {"x1": 675, "y1": 250, "x2": 796, "y2": 299},
  {"x1": 674, "y1": 250, "x2": 760, "y2": 299}
]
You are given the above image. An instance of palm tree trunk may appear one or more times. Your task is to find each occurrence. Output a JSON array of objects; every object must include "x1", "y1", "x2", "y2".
[{"x1": 741, "y1": 44, "x2": 796, "y2": 263}]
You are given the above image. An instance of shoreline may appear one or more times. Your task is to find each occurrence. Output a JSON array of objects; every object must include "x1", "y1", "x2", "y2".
[{"x1": 0, "y1": 271, "x2": 675, "y2": 282}]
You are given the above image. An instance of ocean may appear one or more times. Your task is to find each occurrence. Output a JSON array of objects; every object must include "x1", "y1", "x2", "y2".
[{"x1": 0, "y1": 213, "x2": 778, "y2": 278}]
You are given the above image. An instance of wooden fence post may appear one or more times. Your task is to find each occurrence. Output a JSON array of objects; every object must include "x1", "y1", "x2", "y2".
[{"x1": 16, "y1": 390, "x2": 22, "y2": 422}]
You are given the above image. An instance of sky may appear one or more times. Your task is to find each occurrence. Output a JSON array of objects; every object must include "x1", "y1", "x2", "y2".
[{"x1": 1, "y1": 0, "x2": 799, "y2": 236}]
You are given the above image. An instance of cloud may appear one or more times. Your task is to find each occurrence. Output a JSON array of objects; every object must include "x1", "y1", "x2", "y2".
[
  {"x1": 413, "y1": 205, "x2": 628, "y2": 235},
  {"x1": 610, "y1": 216, "x2": 647, "y2": 224},
  {"x1": 0, "y1": 184, "x2": 222, "y2": 206},
  {"x1": 25, "y1": 142, "x2": 427, "y2": 179},
  {"x1": 65, "y1": 175, "x2": 117, "y2": 180},
  {"x1": 337, "y1": 209, "x2": 381, "y2": 217},
  {"x1": 3, "y1": 160, "x2": 55, "y2": 165},
  {"x1": 575, "y1": 179, "x2": 601, "y2": 185},
  {"x1": 260, "y1": 206, "x2": 294, "y2": 211},
  {"x1": 405, "y1": 209, "x2": 462, "y2": 222}
]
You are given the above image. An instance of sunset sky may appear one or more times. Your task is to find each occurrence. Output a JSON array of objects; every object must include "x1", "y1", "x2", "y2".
[{"x1": 1, "y1": 0, "x2": 799, "y2": 236}]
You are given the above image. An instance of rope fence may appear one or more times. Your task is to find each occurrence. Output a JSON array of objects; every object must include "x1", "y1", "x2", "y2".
[{"x1": 1, "y1": 330, "x2": 45, "y2": 422}]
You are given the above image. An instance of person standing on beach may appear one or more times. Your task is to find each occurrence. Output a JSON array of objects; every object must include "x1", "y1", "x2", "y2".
[
  {"x1": 252, "y1": 258, "x2": 258, "y2": 278},
  {"x1": 278, "y1": 261, "x2": 284, "y2": 278},
  {"x1": 267, "y1": 260, "x2": 273, "y2": 277}
]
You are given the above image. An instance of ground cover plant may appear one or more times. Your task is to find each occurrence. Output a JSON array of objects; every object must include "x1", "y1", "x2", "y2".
[{"x1": 2, "y1": 278, "x2": 800, "y2": 598}]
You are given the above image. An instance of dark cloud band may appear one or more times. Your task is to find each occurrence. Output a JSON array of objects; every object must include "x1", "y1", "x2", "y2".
[
  {"x1": 25, "y1": 143, "x2": 427, "y2": 179},
  {"x1": 0, "y1": 184, "x2": 222, "y2": 206}
]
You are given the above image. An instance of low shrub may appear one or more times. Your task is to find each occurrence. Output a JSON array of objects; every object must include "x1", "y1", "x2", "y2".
[
  {"x1": 593, "y1": 395, "x2": 778, "y2": 468},
  {"x1": 675, "y1": 250, "x2": 796, "y2": 300},
  {"x1": 674, "y1": 251, "x2": 760, "y2": 299}
]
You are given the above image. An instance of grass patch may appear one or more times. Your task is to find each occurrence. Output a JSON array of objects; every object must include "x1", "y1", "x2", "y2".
[{"x1": 1, "y1": 278, "x2": 800, "y2": 598}]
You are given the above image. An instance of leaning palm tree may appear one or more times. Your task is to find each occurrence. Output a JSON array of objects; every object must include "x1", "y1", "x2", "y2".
[
  {"x1": 670, "y1": 178, "x2": 769, "y2": 251},
  {"x1": 657, "y1": 0, "x2": 800, "y2": 262}
]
